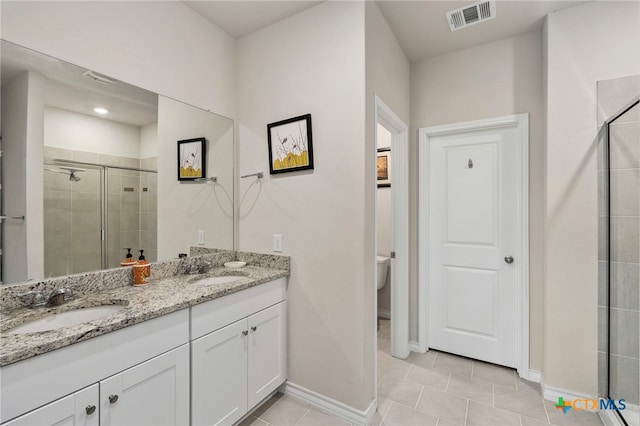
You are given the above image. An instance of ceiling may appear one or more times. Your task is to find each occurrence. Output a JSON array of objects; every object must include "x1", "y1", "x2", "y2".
[
  {"x1": 377, "y1": 1, "x2": 586, "y2": 61},
  {"x1": 185, "y1": 1, "x2": 323, "y2": 39},
  {"x1": 1, "y1": 41, "x2": 158, "y2": 127},
  {"x1": 184, "y1": 0, "x2": 586, "y2": 62}
]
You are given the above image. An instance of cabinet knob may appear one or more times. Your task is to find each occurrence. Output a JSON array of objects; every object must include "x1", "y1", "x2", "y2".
[
  {"x1": 109, "y1": 394, "x2": 119, "y2": 404},
  {"x1": 251, "y1": 326, "x2": 257, "y2": 332},
  {"x1": 242, "y1": 330, "x2": 248, "y2": 336},
  {"x1": 86, "y1": 405, "x2": 97, "y2": 415}
]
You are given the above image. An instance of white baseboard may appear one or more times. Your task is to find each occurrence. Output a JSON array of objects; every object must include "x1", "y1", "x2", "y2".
[
  {"x1": 284, "y1": 382, "x2": 376, "y2": 426},
  {"x1": 521, "y1": 368, "x2": 542, "y2": 384},
  {"x1": 542, "y1": 382, "x2": 595, "y2": 403},
  {"x1": 377, "y1": 309, "x2": 391, "y2": 319}
]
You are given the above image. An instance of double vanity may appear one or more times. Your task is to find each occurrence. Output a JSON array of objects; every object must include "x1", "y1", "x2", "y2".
[{"x1": 0, "y1": 250, "x2": 289, "y2": 426}]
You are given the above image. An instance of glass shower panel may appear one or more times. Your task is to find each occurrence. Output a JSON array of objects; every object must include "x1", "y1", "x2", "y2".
[
  {"x1": 106, "y1": 168, "x2": 157, "y2": 268},
  {"x1": 43, "y1": 163, "x2": 103, "y2": 277},
  {"x1": 607, "y1": 100, "x2": 640, "y2": 423}
]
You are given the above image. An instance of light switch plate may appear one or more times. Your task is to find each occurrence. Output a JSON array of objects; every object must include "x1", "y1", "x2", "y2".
[{"x1": 273, "y1": 234, "x2": 283, "y2": 252}]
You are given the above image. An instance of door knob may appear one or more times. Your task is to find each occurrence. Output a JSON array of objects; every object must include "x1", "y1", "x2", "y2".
[{"x1": 504, "y1": 256, "x2": 514, "y2": 264}]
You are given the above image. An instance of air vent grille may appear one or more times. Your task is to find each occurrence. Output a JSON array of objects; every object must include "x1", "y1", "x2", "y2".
[
  {"x1": 82, "y1": 70, "x2": 119, "y2": 85},
  {"x1": 446, "y1": 0, "x2": 496, "y2": 31}
]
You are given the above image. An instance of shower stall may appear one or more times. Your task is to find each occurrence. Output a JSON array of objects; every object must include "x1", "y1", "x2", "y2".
[
  {"x1": 43, "y1": 160, "x2": 157, "y2": 278},
  {"x1": 600, "y1": 90, "x2": 639, "y2": 425}
]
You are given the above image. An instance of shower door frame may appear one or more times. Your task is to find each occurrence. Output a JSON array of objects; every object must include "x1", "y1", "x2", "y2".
[
  {"x1": 604, "y1": 97, "x2": 640, "y2": 426},
  {"x1": 44, "y1": 159, "x2": 107, "y2": 274}
]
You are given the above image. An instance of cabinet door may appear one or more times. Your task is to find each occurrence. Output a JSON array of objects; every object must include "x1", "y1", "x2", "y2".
[
  {"x1": 248, "y1": 301, "x2": 286, "y2": 408},
  {"x1": 4, "y1": 384, "x2": 98, "y2": 426},
  {"x1": 191, "y1": 318, "x2": 248, "y2": 426},
  {"x1": 100, "y1": 344, "x2": 189, "y2": 426}
]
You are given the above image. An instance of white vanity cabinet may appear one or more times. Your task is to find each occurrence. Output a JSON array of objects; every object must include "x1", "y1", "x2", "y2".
[
  {"x1": 192, "y1": 317, "x2": 248, "y2": 425},
  {"x1": 100, "y1": 344, "x2": 190, "y2": 426},
  {"x1": 3, "y1": 384, "x2": 99, "y2": 426},
  {"x1": 4, "y1": 344, "x2": 189, "y2": 426},
  {"x1": 191, "y1": 278, "x2": 287, "y2": 426},
  {"x1": 1, "y1": 276, "x2": 287, "y2": 426},
  {"x1": 1, "y1": 310, "x2": 190, "y2": 424}
]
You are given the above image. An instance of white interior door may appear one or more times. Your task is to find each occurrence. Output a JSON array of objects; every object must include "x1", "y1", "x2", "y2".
[{"x1": 427, "y1": 124, "x2": 520, "y2": 368}]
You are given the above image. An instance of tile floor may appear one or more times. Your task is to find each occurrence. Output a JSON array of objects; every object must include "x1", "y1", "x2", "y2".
[
  {"x1": 373, "y1": 319, "x2": 603, "y2": 426},
  {"x1": 239, "y1": 319, "x2": 604, "y2": 425}
]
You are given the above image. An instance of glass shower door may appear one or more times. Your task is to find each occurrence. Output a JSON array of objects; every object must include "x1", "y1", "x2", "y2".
[
  {"x1": 43, "y1": 162, "x2": 104, "y2": 277},
  {"x1": 606, "y1": 99, "x2": 640, "y2": 425}
]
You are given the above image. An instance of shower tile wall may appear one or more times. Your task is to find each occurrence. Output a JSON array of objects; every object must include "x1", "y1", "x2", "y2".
[
  {"x1": 44, "y1": 166, "x2": 102, "y2": 276},
  {"x1": 140, "y1": 171, "x2": 158, "y2": 262},
  {"x1": 43, "y1": 147, "x2": 157, "y2": 277},
  {"x1": 597, "y1": 75, "x2": 640, "y2": 404},
  {"x1": 106, "y1": 168, "x2": 158, "y2": 268}
]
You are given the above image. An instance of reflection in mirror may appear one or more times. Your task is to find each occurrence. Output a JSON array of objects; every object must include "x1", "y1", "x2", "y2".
[{"x1": 0, "y1": 40, "x2": 234, "y2": 284}]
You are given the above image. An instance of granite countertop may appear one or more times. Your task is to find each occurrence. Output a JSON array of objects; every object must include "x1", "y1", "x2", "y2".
[{"x1": 0, "y1": 265, "x2": 288, "y2": 367}]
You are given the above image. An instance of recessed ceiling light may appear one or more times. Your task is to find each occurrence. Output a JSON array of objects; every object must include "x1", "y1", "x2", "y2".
[{"x1": 94, "y1": 107, "x2": 109, "y2": 115}]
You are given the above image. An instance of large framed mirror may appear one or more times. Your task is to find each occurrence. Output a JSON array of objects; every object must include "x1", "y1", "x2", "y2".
[{"x1": 0, "y1": 40, "x2": 234, "y2": 285}]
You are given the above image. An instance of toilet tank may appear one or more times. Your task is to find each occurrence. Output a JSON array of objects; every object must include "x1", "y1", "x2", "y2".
[{"x1": 376, "y1": 256, "x2": 389, "y2": 290}]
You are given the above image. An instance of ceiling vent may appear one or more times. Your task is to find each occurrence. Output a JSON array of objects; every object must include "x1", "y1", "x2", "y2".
[
  {"x1": 446, "y1": 0, "x2": 496, "y2": 31},
  {"x1": 82, "y1": 70, "x2": 119, "y2": 85}
]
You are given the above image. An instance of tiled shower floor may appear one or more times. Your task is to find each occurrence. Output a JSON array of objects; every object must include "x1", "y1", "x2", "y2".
[{"x1": 239, "y1": 319, "x2": 604, "y2": 425}]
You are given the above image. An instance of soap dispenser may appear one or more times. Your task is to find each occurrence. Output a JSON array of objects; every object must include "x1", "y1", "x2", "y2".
[
  {"x1": 120, "y1": 248, "x2": 136, "y2": 266},
  {"x1": 137, "y1": 249, "x2": 150, "y2": 277}
]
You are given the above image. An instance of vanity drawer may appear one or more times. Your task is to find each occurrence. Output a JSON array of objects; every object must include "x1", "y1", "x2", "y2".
[{"x1": 190, "y1": 277, "x2": 286, "y2": 340}]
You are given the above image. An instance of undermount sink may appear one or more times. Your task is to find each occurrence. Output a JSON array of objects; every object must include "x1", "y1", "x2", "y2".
[
  {"x1": 8, "y1": 305, "x2": 126, "y2": 334},
  {"x1": 192, "y1": 275, "x2": 248, "y2": 286}
]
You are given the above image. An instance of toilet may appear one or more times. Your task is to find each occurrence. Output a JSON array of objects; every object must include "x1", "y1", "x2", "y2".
[{"x1": 376, "y1": 255, "x2": 389, "y2": 290}]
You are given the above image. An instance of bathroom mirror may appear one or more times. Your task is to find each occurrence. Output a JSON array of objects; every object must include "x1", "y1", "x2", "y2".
[{"x1": 0, "y1": 40, "x2": 234, "y2": 284}]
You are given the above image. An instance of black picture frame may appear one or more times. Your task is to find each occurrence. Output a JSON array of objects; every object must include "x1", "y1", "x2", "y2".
[
  {"x1": 177, "y1": 137, "x2": 206, "y2": 181},
  {"x1": 267, "y1": 114, "x2": 314, "y2": 175},
  {"x1": 377, "y1": 147, "x2": 391, "y2": 188}
]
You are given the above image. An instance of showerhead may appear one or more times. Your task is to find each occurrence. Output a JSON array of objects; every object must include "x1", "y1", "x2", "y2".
[{"x1": 45, "y1": 166, "x2": 86, "y2": 182}]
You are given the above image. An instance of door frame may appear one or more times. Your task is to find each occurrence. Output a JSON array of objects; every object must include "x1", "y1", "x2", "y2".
[
  {"x1": 374, "y1": 96, "x2": 410, "y2": 359},
  {"x1": 417, "y1": 113, "x2": 530, "y2": 378}
]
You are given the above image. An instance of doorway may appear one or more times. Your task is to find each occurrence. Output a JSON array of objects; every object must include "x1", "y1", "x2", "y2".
[
  {"x1": 418, "y1": 114, "x2": 529, "y2": 374},
  {"x1": 374, "y1": 96, "x2": 409, "y2": 359}
]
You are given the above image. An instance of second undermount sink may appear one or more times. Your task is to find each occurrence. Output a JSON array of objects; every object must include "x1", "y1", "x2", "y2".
[
  {"x1": 192, "y1": 275, "x2": 248, "y2": 286},
  {"x1": 8, "y1": 305, "x2": 126, "y2": 334}
]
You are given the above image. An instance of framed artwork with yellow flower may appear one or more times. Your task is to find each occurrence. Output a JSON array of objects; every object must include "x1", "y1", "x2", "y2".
[
  {"x1": 267, "y1": 114, "x2": 314, "y2": 175},
  {"x1": 177, "y1": 137, "x2": 206, "y2": 181}
]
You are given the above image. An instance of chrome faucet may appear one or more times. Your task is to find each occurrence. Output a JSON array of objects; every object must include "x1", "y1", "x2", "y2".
[
  {"x1": 18, "y1": 288, "x2": 74, "y2": 308},
  {"x1": 189, "y1": 259, "x2": 212, "y2": 275}
]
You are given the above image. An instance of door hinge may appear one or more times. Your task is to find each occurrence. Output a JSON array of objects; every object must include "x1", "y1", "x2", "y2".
[{"x1": 390, "y1": 251, "x2": 396, "y2": 259}]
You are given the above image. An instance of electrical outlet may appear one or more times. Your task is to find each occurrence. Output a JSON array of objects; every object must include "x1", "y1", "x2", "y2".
[
  {"x1": 273, "y1": 234, "x2": 283, "y2": 252},
  {"x1": 197, "y1": 230, "x2": 205, "y2": 245}
]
